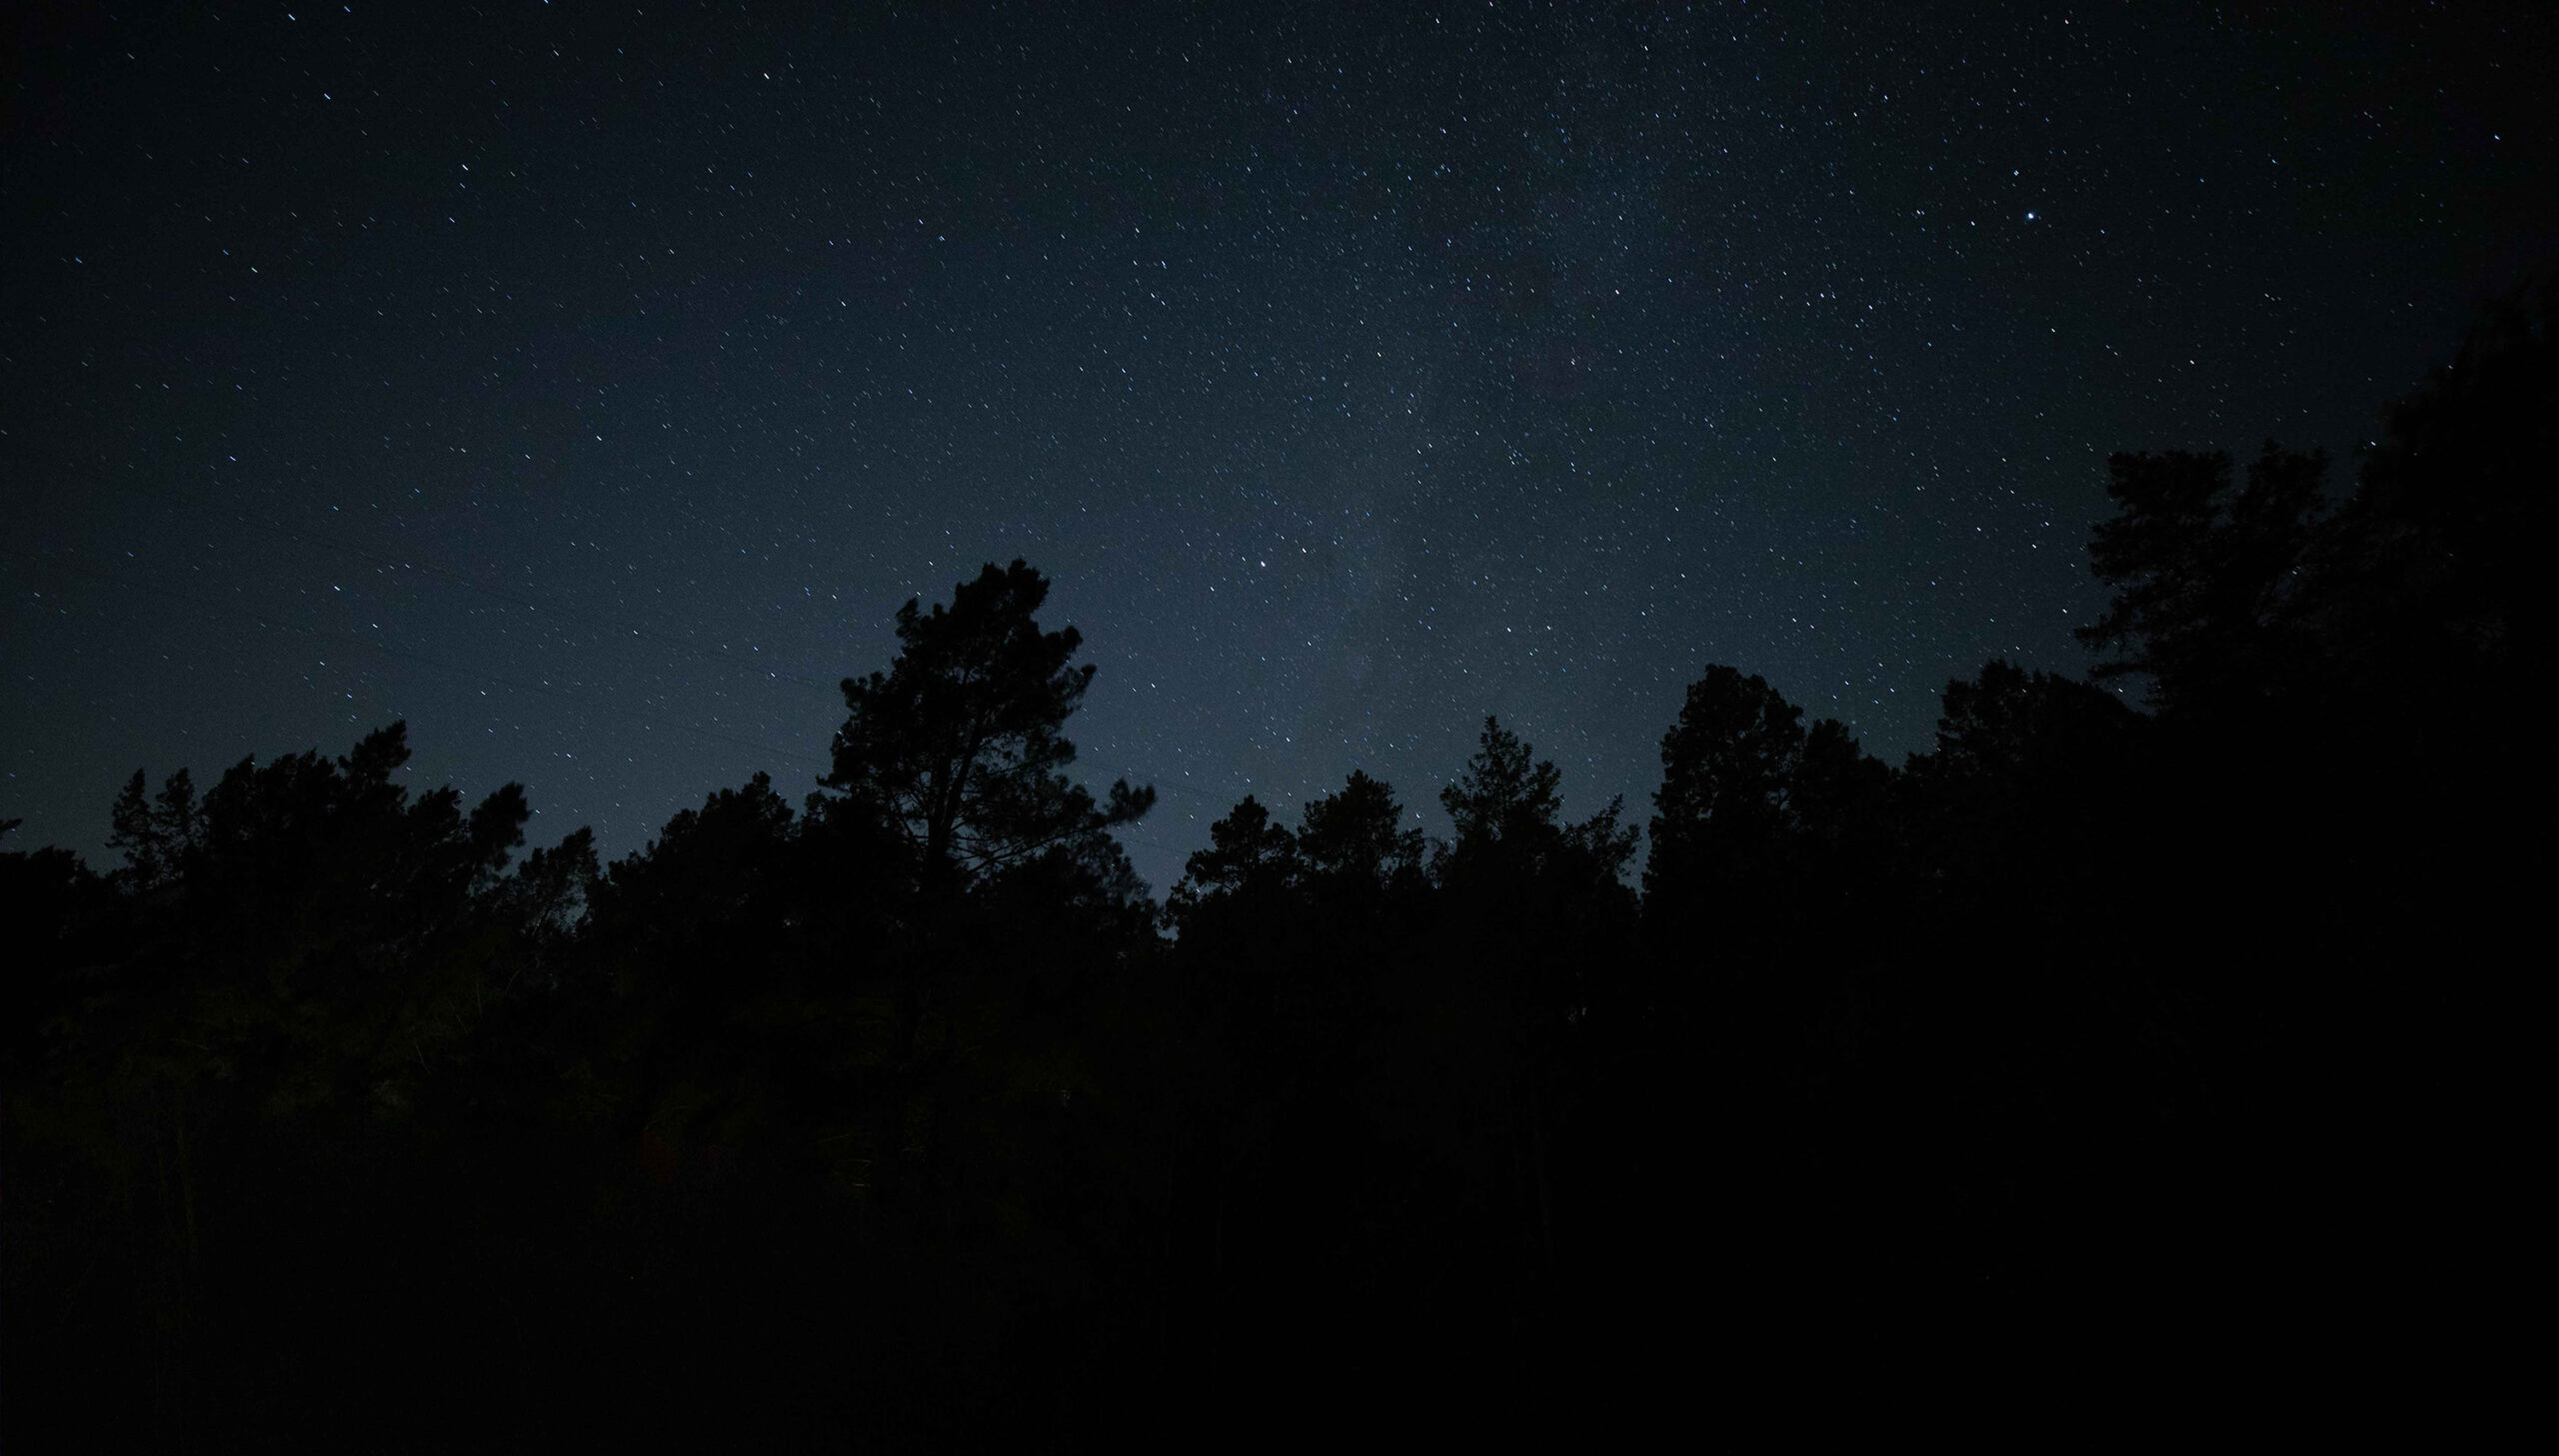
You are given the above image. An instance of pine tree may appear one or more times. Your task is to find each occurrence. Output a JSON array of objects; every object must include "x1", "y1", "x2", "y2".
[{"x1": 821, "y1": 560, "x2": 1154, "y2": 895}]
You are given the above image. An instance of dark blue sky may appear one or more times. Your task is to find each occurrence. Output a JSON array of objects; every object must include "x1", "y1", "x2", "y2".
[{"x1": 8, "y1": 1, "x2": 2552, "y2": 893}]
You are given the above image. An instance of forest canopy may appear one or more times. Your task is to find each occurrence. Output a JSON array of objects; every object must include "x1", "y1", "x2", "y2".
[{"x1": 3, "y1": 286, "x2": 2545, "y2": 1444}]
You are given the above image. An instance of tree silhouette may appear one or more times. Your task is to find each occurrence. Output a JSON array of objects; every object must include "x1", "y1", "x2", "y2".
[
  {"x1": 1899, "y1": 659, "x2": 2153, "y2": 943},
  {"x1": 1295, "y1": 769, "x2": 1427, "y2": 893},
  {"x1": 2077, "y1": 442, "x2": 2329, "y2": 719},
  {"x1": 106, "y1": 764, "x2": 200, "y2": 892},
  {"x1": 2059, "y1": 286, "x2": 2555, "y2": 1321},
  {"x1": 1435, "y1": 716, "x2": 1637, "y2": 890},
  {"x1": 1643, "y1": 665, "x2": 1803, "y2": 904},
  {"x1": 0, "y1": 817, "x2": 113, "y2": 1063},
  {"x1": 820, "y1": 560, "x2": 1155, "y2": 895},
  {"x1": 2320, "y1": 280, "x2": 2550, "y2": 711},
  {"x1": 1167, "y1": 793, "x2": 1297, "y2": 920},
  {"x1": 1790, "y1": 717, "x2": 1891, "y2": 851}
]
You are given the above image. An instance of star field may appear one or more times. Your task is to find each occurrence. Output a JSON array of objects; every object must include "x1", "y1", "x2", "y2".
[{"x1": 7, "y1": 2, "x2": 2552, "y2": 891}]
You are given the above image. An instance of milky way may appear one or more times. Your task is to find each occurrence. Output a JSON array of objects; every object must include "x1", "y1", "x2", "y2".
[{"x1": 7, "y1": 2, "x2": 2551, "y2": 890}]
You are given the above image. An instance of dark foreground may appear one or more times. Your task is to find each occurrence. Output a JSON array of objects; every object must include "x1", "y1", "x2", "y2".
[{"x1": 4, "y1": 296, "x2": 2543, "y2": 1446}]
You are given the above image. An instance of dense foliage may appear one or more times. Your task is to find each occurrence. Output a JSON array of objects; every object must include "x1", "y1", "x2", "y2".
[{"x1": 5, "y1": 291, "x2": 2543, "y2": 1444}]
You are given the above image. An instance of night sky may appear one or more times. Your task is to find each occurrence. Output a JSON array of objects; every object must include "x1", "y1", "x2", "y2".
[{"x1": 8, "y1": 1, "x2": 2552, "y2": 894}]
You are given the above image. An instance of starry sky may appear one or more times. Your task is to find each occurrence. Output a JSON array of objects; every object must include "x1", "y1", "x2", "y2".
[{"x1": 7, "y1": 1, "x2": 2553, "y2": 894}]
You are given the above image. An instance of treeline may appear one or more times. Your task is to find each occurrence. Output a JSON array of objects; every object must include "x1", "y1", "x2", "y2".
[{"x1": 2, "y1": 291, "x2": 2542, "y2": 1444}]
